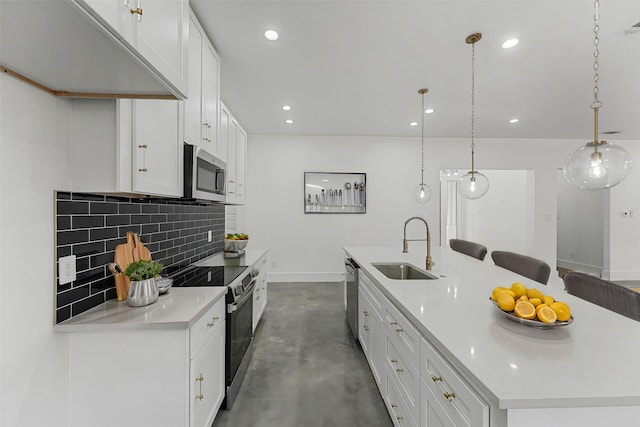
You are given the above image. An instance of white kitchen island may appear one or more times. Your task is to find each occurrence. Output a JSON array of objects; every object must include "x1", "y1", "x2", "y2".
[{"x1": 345, "y1": 246, "x2": 640, "y2": 427}]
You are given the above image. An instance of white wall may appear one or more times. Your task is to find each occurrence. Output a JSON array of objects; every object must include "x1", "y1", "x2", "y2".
[
  {"x1": 242, "y1": 135, "x2": 639, "y2": 284},
  {"x1": 556, "y1": 169, "x2": 606, "y2": 276},
  {"x1": 1, "y1": 74, "x2": 71, "y2": 427}
]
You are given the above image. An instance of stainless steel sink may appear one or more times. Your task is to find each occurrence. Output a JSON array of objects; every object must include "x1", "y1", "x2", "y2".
[{"x1": 371, "y1": 262, "x2": 438, "y2": 280}]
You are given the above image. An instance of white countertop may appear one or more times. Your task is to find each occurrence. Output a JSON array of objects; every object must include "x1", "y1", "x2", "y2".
[
  {"x1": 55, "y1": 287, "x2": 227, "y2": 332},
  {"x1": 193, "y1": 249, "x2": 268, "y2": 268},
  {"x1": 345, "y1": 246, "x2": 640, "y2": 410}
]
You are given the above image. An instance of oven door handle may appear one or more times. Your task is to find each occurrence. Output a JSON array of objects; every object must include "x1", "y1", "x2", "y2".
[{"x1": 227, "y1": 279, "x2": 257, "y2": 313}]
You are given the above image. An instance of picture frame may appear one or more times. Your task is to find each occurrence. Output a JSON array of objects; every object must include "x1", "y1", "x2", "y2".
[{"x1": 304, "y1": 172, "x2": 366, "y2": 214}]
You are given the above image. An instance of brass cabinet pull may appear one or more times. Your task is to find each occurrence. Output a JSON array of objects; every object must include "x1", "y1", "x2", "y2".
[
  {"x1": 432, "y1": 376, "x2": 443, "y2": 382},
  {"x1": 138, "y1": 144, "x2": 147, "y2": 148},
  {"x1": 396, "y1": 415, "x2": 404, "y2": 421},
  {"x1": 130, "y1": 7, "x2": 143, "y2": 15},
  {"x1": 391, "y1": 403, "x2": 398, "y2": 408},
  {"x1": 396, "y1": 368, "x2": 404, "y2": 374},
  {"x1": 363, "y1": 310, "x2": 369, "y2": 317},
  {"x1": 390, "y1": 321, "x2": 398, "y2": 325},
  {"x1": 395, "y1": 328, "x2": 403, "y2": 333},
  {"x1": 195, "y1": 375, "x2": 203, "y2": 382},
  {"x1": 390, "y1": 359, "x2": 397, "y2": 364},
  {"x1": 363, "y1": 325, "x2": 369, "y2": 331},
  {"x1": 206, "y1": 316, "x2": 219, "y2": 327},
  {"x1": 195, "y1": 373, "x2": 204, "y2": 400},
  {"x1": 443, "y1": 392, "x2": 456, "y2": 400},
  {"x1": 195, "y1": 394, "x2": 204, "y2": 400},
  {"x1": 138, "y1": 168, "x2": 148, "y2": 172}
]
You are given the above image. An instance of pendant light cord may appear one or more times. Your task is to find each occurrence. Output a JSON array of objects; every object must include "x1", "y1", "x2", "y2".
[
  {"x1": 470, "y1": 40, "x2": 476, "y2": 173},
  {"x1": 421, "y1": 90, "x2": 425, "y2": 182},
  {"x1": 592, "y1": 0, "x2": 602, "y2": 152}
]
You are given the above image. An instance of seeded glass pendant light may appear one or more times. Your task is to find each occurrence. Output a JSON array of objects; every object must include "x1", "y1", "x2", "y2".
[
  {"x1": 414, "y1": 88, "x2": 432, "y2": 203},
  {"x1": 563, "y1": 0, "x2": 632, "y2": 190},
  {"x1": 458, "y1": 33, "x2": 489, "y2": 200}
]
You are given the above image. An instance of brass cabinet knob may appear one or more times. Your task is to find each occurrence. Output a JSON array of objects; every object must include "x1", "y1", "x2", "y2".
[
  {"x1": 396, "y1": 415, "x2": 404, "y2": 421},
  {"x1": 363, "y1": 310, "x2": 369, "y2": 316},
  {"x1": 395, "y1": 328, "x2": 403, "y2": 333},
  {"x1": 432, "y1": 376, "x2": 443, "y2": 382},
  {"x1": 390, "y1": 403, "x2": 398, "y2": 408},
  {"x1": 396, "y1": 368, "x2": 404, "y2": 374},
  {"x1": 138, "y1": 168, "x2": 148, "y2": 172},
  {"x1": 443, "y1": 392, "x2": 456, "y2": 400},
  {"x1": 195, "y1": 394, "x2": 204, "y2": 400},
  {"x1": 363, "y1": 325, "x2": 370, "y2": 331},
  {"x1": 390, "y1": 359, "x2": 398, "y2": 364},
  {"x1": 130, "y1": 7, "x2": 143, "y2": 15}
]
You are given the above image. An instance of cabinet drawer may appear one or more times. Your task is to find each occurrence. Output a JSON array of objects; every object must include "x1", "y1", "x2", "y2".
[
  {"x1": 384, "y1": 301, "x2": 420, "y2": 369},
  {"x1": 358, "y1": 288, "x2": 372, "y2": 355},
  {"x1": 386, "y1": 335, "x2": 420, "y2": 423},
  {"x1": 190, "y1": 298, "x2": 225, "y2": 357},
  {"x1": 421, "y1": 338, "x2": 488, "y2": 427},
  {"x1": 385, "y1": 368, "x2": 418, "y2": 427},
  {"x1": 420, "y1": 377, "x2": 456, "y2": 427},
  {"x1": 359, "y1": 271, "x2": 385, "y2": 314}
]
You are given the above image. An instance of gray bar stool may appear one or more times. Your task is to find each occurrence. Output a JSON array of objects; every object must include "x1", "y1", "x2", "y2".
[
  {"x1": 490, "y1": 250, "x2": 551, "y2": 285},
  {"x1": 449, "y1": 239, "x2": 488, "y2": 261},
  {"x1": 563, "y1": 272, "x2": 640, "y2": 321}
]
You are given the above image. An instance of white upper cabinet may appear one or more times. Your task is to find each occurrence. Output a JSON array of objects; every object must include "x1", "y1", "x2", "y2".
[
  {"x1": 184, "y1": 11, "x2": 222, "y2": 158},
  {"x1": 221, "y1": 103, "x2": 248, "y2": 205},
  {"x1": 0, "y1": 0, "x2": 187, "y2": 98}
]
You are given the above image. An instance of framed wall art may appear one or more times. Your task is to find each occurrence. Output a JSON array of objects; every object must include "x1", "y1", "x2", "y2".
[{"x1": 304, "y1": 172, "x2": 366, "y2": 214}]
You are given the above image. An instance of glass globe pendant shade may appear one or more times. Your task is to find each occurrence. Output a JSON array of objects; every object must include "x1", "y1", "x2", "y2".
[
  {"x1": 414, "y1": 182, "x2": 432, "y2": 203},
  {"x1": 563, "y1": 141, "x2": 632, "y2": 190},
  {"x1": 457, "y1": 171, "x2": 489, "y2": 199}
]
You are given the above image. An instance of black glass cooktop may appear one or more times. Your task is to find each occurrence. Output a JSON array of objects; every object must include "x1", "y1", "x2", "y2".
[{"x1": 170, "y1": 266, "x2": 247, "y2": 288}]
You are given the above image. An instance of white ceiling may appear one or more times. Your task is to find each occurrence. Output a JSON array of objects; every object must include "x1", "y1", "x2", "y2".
[{"x1": 190, "y1": 0, "x2": 640, "y2": 140}]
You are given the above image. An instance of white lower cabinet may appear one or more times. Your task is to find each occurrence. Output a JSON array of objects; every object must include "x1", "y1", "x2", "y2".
[
  {"x1": 356, "y1": 269, "x2": 488, "y2": 427},
  {"x1": 252, "y1": 255, "x2": 268, "y2": 332},
  {"x1": 68, "y1": 298, "x2": 225, "y2": 427}
]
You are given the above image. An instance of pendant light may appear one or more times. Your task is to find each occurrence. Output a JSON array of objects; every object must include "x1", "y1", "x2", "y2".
[
  {"x1": 458, "y1": 33, "x2": 489, "y2": 200},
  {"x1": 414, "y1": 88, "x2": 432, "y2": 203},
  {"x1": 563, "y1": 0, "x2": 632, "y2": 190}
]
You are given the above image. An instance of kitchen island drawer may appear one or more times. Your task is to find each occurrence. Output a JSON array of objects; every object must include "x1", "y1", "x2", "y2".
[
  {"x1": 421, "y1": 338, "x2": 488, "y2": 427},
  {"x1": 190, "y1": 298, "x2": 225, "y2": 356},
  {"x1": 384, "y1": 299, "x2": 420, "y2": 369},
  {"x1": 386, "y1": 334, "x2": 420, "y2": 423},
  {"x1": 386, "y1": 364, "x2": 419, "y2": 427}
]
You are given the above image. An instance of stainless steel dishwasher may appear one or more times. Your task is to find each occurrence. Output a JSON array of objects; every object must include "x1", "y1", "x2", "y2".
[{"x1": 345, "y1": 257, "x2": 359, "y2": 340}]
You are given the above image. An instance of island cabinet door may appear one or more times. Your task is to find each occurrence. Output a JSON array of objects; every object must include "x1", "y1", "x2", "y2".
[
  {"x1": 358, "y1": 287, "x2": 372, "y2": 356},
  {"x1": 421, "y1": 338, "x2": 488, "y2": 427},
  {"x1": 421, "y1": 378, "x2": 456, "y2": 427}
]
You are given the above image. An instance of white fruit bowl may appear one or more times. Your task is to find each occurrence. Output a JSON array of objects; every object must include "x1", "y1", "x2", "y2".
[{"x1": 224, "y1": 239, "x2": 248, "y2": 252}]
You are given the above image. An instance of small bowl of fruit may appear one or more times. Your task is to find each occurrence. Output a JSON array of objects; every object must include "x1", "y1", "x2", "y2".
[{"x1": 224, "y1": 233, "x2": 249, "y2": 252}]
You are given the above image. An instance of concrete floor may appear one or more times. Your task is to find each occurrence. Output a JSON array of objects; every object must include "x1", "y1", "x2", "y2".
[{"x1": 212, "y1": 282, "x2": 392, "y2": 427}]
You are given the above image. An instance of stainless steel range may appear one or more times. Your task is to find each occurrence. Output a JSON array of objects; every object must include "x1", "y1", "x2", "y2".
[{"x1": 171, "y1": 264, "x2": 258, "y2": 409}]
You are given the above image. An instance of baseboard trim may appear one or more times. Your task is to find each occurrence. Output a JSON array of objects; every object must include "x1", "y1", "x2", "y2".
[
  {"x1": 601, "y1": 270, "x2": 640, "y2": 281},
  {"x1": 556, "y1": 259, "x2": 602, "y2": 277},
  {"x1": 266, "y1": 272, "x2": 345, "y2": 283}
]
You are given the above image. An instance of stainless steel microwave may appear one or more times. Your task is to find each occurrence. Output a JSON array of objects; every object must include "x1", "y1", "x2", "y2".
[{"x1": 184, "y1": 143, "x2": 226, "y2": 202}]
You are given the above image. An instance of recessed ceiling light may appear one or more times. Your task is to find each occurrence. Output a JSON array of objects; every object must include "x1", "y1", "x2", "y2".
[
  {"x1": 285, "y1": 119, "x2": 294, "y2": 124},
  {"x1": 409, "y1": 122, "x2": 418, "y2": 127},
  {"x1": 264, "y1": 30, "x2": 279, "y2": 41},
  {"x1": 509, "y1": 118, "x2": 519, "y2": 124},
  {"x1": 282, "y1": 105, "x2": 292, "y2": 111},
  {"x1": 425, "y1": 108, "x2": 435, "y2": 114},
  {"x1": 502, "y1": 38, "x2": 520, "y2": 49}
]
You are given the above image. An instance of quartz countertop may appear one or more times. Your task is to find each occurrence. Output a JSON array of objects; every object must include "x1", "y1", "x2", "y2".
[
  {"x1": 54, "y1": 287, "x2": 227, "y2": 332},
  {"x1": 344, "y1": 246, "x2": 640, "y2": 410},
  {"x1": 193, "y1": 248, "x2": 268, "y2": 268}
]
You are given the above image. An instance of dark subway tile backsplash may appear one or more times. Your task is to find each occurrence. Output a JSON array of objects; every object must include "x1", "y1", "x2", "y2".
[{"x1": 55, "y1": 191, "x2": 225, "y2": 323}]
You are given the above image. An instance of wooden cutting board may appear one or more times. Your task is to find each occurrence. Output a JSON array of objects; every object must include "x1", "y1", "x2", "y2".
[
  {"x1": 113, "y1": 232, "x2": 136, "y2": 300},
  {"x1": 132, "y1": 232, "x2": 152, "y2": 261}
]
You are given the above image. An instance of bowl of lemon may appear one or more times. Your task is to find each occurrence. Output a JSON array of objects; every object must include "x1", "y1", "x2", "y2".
[
  {"x1": 491, "y1": 282, "x2": 573, "y2": 329},
  {"x1": 224, "y1": 233, "x2": 249, "y2": 252}
]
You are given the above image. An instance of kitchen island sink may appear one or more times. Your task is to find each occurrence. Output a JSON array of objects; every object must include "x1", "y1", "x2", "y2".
[{"x1": 371, "y1": 262, "x2": 437, "y2": 280}]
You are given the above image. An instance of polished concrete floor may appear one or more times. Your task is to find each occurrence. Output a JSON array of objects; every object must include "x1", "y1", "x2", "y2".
[{"x1": 212, "y1": 282, "x2": 392, "y2": 427}]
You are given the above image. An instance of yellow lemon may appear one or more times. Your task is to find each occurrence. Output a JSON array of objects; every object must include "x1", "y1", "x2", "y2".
[
  {"x1": 527, "y1": 288, "x2": 544, "y2": 300},
  {"x1": 491, "y1": 287, "x2": 509, "y2": 301},
  {"x1": 543, "y1": 295, "x2": 555, "y2": 305},
  {"x1": 497, "y1": 293, "x2": 516, "y2": 312},
  {"x1": 535, "y1": 303, "x2": 549, "y2": 315},
  {"x1": 536, "y1": 306, "x2": 557, "y2": 324},
  {"x1": 510, "y1": 282, "x2": 528, "y2": 298},
  {"x1": 517, "y1": 294, "x2": 528, "y2": 302},
  {"x1": 550, "y1": 301, "x2": 571, "y2": 322},
  {"x1": 529, "y1": 297, "x2": 542, "y2": 307},
  {"x1": 514, "y1": 300, "x2": 536, "y2": 320}
]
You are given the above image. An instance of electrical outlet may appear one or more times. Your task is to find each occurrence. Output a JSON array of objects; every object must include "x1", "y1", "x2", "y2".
[
  {"x1": 59, "y1": 255, "x2": 76, "y2": 285},
  {"x1": 208, "y1": 230, "x2": 212, "y2": 242}
]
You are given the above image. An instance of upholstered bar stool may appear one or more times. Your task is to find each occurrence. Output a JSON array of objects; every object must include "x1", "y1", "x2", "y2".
[
  {"x1": 490, "y1": 250, "x2": 551, "y2": 285},
  {"x1": 563, "y1": 272, "x2": 640, "y2": 321},
  {"x1": 449, "y1": 239, "x2": 488, "y2": 261}
]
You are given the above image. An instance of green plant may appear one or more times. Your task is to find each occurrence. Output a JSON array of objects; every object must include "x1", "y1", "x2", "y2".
[{"x1": 124, "y1": 260, "x2": 164, "y2": 282}]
